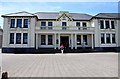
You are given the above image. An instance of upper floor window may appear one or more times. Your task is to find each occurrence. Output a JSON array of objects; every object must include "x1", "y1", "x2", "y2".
[
  {"x1": 10, "y1": 33, "x2": 14, "y2": 44},
  {"x1": 23, "y1": 19, "x2": 28, "y2": 28},
  {"x1": 16, "y1": 33, "x2": 21, "y2": 44},
  {"x1": 48, "y1": 22, "x2": 53, "y2": 26},
  {"x1": 76, "y1": 22, "x2": 80, "y2": 26},
  {"x1": 41, "y1": 22, "x2": 46, "y2": 26},
  {"x1": 82, "y1": 22, "x2": 87, "y2": 27},
  {"x1": 17, "y1": 19, "x2": 22, "y2": 28},
  {"x1": 100, "y1": 20, "x2": 104, "y2": 29},
  {"x1": 23, "y1": 33, "x2": 28, "y2": 44},
  {"x1": 105, "y1": 21, "x2": 110, "y2": 29},
  {"x1": 111, "y1": 21, "x2": 115, "y2": 29},
  {"x1": 10, "y1": 19, "x2": 15, "y2": 28},
  {"x1": 62, "y1": 22, "x2": 67, "y2": 26}
]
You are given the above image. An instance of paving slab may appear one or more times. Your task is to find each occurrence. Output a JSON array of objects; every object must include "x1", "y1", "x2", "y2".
[{"x1": 1, "y1": 53, "x2": 118, "y2": 77}]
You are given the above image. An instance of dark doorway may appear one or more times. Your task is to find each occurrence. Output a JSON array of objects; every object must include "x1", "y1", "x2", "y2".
[{"x1": 60, "y1": 36, "x2": 69, "y2": 48}]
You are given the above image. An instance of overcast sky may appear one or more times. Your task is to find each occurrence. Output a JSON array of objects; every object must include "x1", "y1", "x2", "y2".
[{"x1": 0, "y1": 2, "x2": 118, "y2": 28}]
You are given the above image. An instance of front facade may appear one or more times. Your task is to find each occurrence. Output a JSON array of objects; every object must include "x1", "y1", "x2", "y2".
[{"x1": 1, "y1": 11, "x2": 120, "y2": 53}]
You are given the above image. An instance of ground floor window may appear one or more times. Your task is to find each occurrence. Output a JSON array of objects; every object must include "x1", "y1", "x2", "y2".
[
  {"x1": 41, "y1": 35, "x2": 46, "y2": 45},
  {"x1": 101, "y1": 33, "x2": 105, "y2": 44},
  {"x1": 48, "y1": 35, "x2": 53, "y2": 45},
  {"x1": 16, "y1": 33, "x2": 21, "y2": 44},
  {"x1": 83, "y1": 35, "x2": 87, "y2": 45},
  {"x1": 23, "y1": 33, "x2": 28, "y2": 44},
  {"x1": 112, "y1": 34, "x2": 116, "y2": 43},
  {"x1": 106, "y1": 34, "x2": 110, "y2": 43},
  {"x1": 10, "y1": 33, "x2": 14, "y2": 44},
  {"x1": 77, "y1": 35, "x2": 81, "y2": 45},
  {"x1": 101, "y1": 33, "x2": 116, "y2": 44}
]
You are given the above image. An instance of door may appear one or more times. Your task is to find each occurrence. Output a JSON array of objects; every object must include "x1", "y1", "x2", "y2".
[{"x1": 60, "y1": 36, "x2": 69, "y2": 48}]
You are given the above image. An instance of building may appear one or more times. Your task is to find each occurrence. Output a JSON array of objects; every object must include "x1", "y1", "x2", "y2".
[
  {"x1": 0, "y1": 26, "x2": 3, "y2": 48},
  {"x1": 1, "y1": 11, "x2": 120, "y2": 53}
]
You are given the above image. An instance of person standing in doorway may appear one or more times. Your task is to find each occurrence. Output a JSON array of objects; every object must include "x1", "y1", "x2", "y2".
[{"x1": 60, "y1": 44, "x2": 64, "y2": 54}]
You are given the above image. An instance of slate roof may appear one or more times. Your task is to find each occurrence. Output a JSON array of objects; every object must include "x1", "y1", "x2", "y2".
[
  {"x1": 34, "y1": 12, "x2": 92, "y2": 20},
  {"x1": 94, "y1": 13, "x2": 119, "y2": 19},
  {"x1": 2, "y1": 11, "x2": 119, "y2": 20},
  {"x1": 1, "y1": 11, "x2": 36, "y2": 17}
]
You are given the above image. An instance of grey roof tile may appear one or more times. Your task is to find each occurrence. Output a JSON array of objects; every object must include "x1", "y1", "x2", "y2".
[
  {"x1": 95, "y1": 13, "x2": 119, "y2": 19},
  {"x1": 34, "y1": 12, "x2": 92, "y2": 20}
]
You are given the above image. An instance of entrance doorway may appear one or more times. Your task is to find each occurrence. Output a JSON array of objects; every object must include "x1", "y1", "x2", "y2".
[{"x1": 60, "y1": 36, "x2": 69, "y2": 48}]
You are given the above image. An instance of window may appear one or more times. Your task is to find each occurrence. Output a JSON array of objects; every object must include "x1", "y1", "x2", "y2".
[
  {"x1": 101, "y1": 33, "x2": 105, "y2": 44},
  {"x1": 10, "y1": 33, "x2": 14, "y2": 44},
  {"x1": 41, "y1": 22, "x2": 46, "y2": 26},
  {"x1": 23, "y1": 19, "x2": 28, "y2": 28},
  {"x1": 105, "y1": 21, "x2": 110, "y2": 29},
  {"x1": 112, "y1": 34, "x2": 116, "y2": 43},
  {"x1": 41, "y1": 35, "x2": 46, "y2": 45},
  {"x1": 106, "y1": 34, "x2": 111, "y2": 43},
  {"x1": 62, "y1": 22, "x2": 67, "y2": 26},
  {"x1": 16, "y1": 33, "x2": 21, "y2": 44},
  {"x1": 76, "y1": 22, "x2": 80, "y2": 26},
  {"x1": 23, "y1": 33, "x2": 28, "y2": 44},
  {"x1": 83, "y1": 22, "x2": 87, "y2": 26},
  {"x1": 77, "y1": 35, "x2": 81, "y2": 45},
  {"x1": 111, "y1": 21, "x2": 115, "y2": 29},
  {"x1": 17, "y1": 19, "x2": 22, "y2": 28},
  {"x1": 83, "y1": 35, "x2": 87, "y2": 45},
  {"x1": 48, "y1": 22, "x2": 53, "y2": 26},
  {"x1": 48, "y1": 35, "x2": 53, "y2": 45},
  {"x1": 100, "y1": 20, "x2": 104, "y2": 29},
  {"x1": 82, "y1": 22, "x2": 87, "y2": 30},
  {"x1": 10, "y1": 19, "x2": 15, "y2": 28}
]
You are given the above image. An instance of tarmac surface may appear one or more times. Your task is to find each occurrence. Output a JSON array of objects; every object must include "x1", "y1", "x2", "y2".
[{"x1": 1, "y1": 52, "x2": 118, "y2": 77}]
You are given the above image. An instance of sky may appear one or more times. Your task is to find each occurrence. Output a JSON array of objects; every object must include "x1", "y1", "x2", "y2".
[{"x1": 0, "y1": 2, "x2": 119, "y2": 28}]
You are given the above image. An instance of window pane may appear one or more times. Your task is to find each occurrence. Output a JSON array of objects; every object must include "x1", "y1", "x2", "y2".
[
  {"x1": 77, "y1": 35, "x2": 81, "y2": 45},
  {"x1": 48, "y1": 35, "x2": 53, "y2": 45},
  {"x1": 62, "y1": 22, "x2": 67, "y2": 26},
  {"x1": 106, "y1": 34, "x2": 110, "y2": 43},
  {"x1": 48, "y1": 22, "x2": 53, "y2": 26},
  {"x1": 10, "y1": 33, "x2": 14, "y2": 44},
  {"x1": 16, "y1": 33, "x2": 21, "y2": 44},
  {"x1": 101, "y1": 33, "x2": 105, "y2": 44},
  {"x1": 17, "y1": 19, "x2": 22, "y2": 28},
  {"x1": 100, "y1": 20, "x2": 104, "y2": 29},
  {"x1": 41, "y1": 35, "x2": 46, "y2": 45},
  {"x1": 24, "y1": 19, "x2": 28, "y2": 28},
  {"x1": 105, "y1": 21, "x2": 110, "y2": 29},
  {"x1": 83, "y1": 35, "x2": 87, "y2": 45},
  {"x1": 76, "y1": 22, "x2": 80, "y2": 26},
  {"x1": 111, "y1": 21, "x2": 115, "y2": 29},
  {"x1": 112, "y1": 34, "x2": 116, "y2": 43},
  {"x1": 41, "y1": 22, "x2": 46, "y2": 26},
  {"x1": 23, "y1": 33, "x2": 28, "y2": 44},
  {"x1": 10, "y1": 19, "x2": 15, "y2": 28}
]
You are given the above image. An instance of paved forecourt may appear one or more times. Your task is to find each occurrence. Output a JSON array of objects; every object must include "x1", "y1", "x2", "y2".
[{"x1": 2, "y1": 53, "x2": 118, "y2": 77}]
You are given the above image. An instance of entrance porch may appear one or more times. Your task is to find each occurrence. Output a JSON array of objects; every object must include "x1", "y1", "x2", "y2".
[{"x1": 35, "y1": 33, "x2": 94, "y2": 50}]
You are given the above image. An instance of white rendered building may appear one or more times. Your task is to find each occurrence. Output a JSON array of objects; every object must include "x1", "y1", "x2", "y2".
[
  {"x1": 1, "y1": 11, "x2": 120, "y2": 53},
  {"x1": 0, "y1": 26, "x2": 3, "y2": 48}
]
